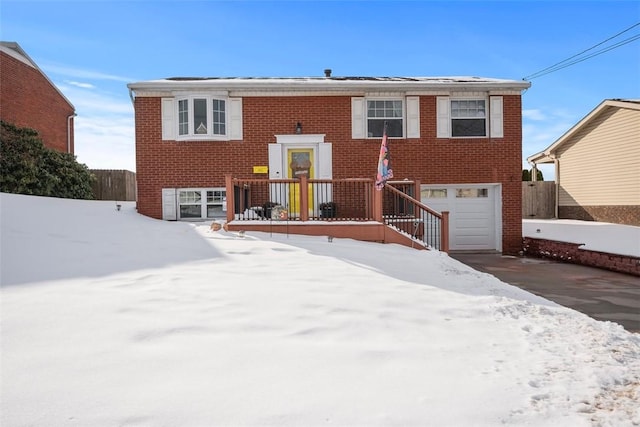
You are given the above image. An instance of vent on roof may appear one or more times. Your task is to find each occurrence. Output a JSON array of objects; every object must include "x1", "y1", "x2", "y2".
[{"x1": 324, "y1": 69, "x2": 332, "y2": 77}]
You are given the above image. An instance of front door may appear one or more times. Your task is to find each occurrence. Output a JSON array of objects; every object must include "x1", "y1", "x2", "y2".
[{"x1": 287, "y1": 148, "x2": 314, "y2": 215}]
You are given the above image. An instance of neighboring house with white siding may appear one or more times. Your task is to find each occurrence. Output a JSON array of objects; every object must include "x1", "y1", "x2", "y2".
[{"x1": 527, "y1": 99, "x2": 640, "y2": 226}]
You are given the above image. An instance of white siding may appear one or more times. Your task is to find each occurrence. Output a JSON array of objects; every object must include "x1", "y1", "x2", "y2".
[{"x1": 558, "y1": 107, "x2": 640, "y2": 206}]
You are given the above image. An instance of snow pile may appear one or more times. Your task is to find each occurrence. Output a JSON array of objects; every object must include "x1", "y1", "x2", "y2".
[{"x1": 1, "y1": 193, "x2": 639, "y2": 426}]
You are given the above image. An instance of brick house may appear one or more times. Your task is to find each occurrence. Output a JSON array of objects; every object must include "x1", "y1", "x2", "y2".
[
  {"x1": 127, "y1": 73, "x2": 530, "y2": 254},
  {"x1": 0, "y1": 41, "x2": 76, "y2": 153}
]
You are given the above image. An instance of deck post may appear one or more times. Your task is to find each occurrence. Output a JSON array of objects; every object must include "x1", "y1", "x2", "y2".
[
  {"x1": 373, "y1": 182, "x2": 383, "y2": 222},
  {"x1": 299, "y1": 175, "x2": 309, "y2": 221},
  {"x1": 225, "y1": 175, "x2": 235, "y2": 223},
  {"x1": 441, "y1": 211, "x2": 450, "y2": 253},
  {"x1": 413, "y1": 179, "x2": 421, "y2": 218}
]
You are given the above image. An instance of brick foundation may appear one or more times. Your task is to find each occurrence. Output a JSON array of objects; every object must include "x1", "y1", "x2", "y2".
[
  {"x1": 522, "y1": 237, "x2": 640, "y2": 277},
  {"x1": 559, "y1": 205, "x2": 640, "y2": 227}
]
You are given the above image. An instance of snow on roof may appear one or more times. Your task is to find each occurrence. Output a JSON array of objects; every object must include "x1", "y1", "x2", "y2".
[
  {"x1": 163, "y1": 76, "x2": 510, "y2": 83},
  {"x1": 128, "y1": 75, "x2": 531, "y2": 92}
]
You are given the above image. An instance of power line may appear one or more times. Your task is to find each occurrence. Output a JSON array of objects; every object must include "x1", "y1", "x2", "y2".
[
  {"x1": 526, "y1": 34, "x2": 640, "y2": 80},
  {"x1": 523, "y1": 22, "x2": 640, "y2": 81}
]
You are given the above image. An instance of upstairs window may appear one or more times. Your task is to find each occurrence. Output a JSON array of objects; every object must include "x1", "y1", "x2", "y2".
[
  {"x1": 367, "y1": 100, "x2": 404, "y2": 137},
  {"x1": 162, "y1": 96, "x2": 241, "y2": 141},
  {"x1": 437, "y1": 96, "x2": 503, "y2": 139},
  {"x1": 451, "y1": 100, "x2": 486, "y2": 137},
  {"x1": 176, "y1": 96, "x2": 227, "y2": 139},
  {"x1": 352, "y1": 96, "x2": 419, "y2": 139}
]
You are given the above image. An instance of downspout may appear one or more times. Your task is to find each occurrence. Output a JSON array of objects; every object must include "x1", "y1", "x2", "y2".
[
  {"x1": 551, "y1": 154, "x2": 559, "y2": 218},
  {"x1": 530, "y1": 162, "x2": 538, "y2": 182},
  {"x1": 67, "y1": 113, "x2": 77, "y2": 154}
]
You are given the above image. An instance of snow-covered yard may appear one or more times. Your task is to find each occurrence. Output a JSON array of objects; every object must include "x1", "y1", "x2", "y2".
[{"x1": 1, "y1": 193, "x2": 639, "y2": 426}]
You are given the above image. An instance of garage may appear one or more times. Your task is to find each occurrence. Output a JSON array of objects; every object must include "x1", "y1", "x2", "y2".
[{"x1": 421, "y1": 184, "x2": 501, "y2": 251}]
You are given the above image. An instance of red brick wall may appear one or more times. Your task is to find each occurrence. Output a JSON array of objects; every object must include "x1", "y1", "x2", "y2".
[
  {"x1": 0, "y1": 51, "x2": 75, "y2": 153},
  {"x1": 134, "y1": 94, "x2": 523, "y2": 253},
  {"x1": 523, "y1": 237, "x2": 640, "y2": 276}
]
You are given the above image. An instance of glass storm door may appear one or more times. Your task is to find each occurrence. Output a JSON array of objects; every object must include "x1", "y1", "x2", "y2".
[{"x1": 287, "y1": 148, "x2": 314, "y2": 216}]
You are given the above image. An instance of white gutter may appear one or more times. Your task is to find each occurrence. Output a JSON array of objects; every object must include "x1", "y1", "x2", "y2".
[
  {"x1": 553, "y1": 155, "x2": 559, "y2": 218},
  {"x1": 127, "y1": 77, "x2": 532, "y2": 94},
  {"x1": 67, "y1": 113, "x2": 77, "y2": 154}
]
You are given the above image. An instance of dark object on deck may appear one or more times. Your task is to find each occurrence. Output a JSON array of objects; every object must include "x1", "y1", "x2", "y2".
[{"x1": 320, "y1": 202, "x2": 337, "y2": 218}]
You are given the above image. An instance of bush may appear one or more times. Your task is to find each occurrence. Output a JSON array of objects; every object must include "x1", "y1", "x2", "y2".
[
  {"x1": 0, "y1": 121, "x2": 95, "y2": 199},
  {"x1": 522, "y1": 168, "x2": 544, "y2": 181}
]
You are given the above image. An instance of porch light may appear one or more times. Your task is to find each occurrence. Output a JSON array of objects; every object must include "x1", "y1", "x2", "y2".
[{"x1": 296, "y1": 122, "x2": 302, "y2": 134}]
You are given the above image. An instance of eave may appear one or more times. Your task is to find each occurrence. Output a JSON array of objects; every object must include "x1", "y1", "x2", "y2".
[
  {"x1": 527, "y1": 99, "x2": 640, "y2": 165},
  {"x1": 127, "y1": 76, "x2": 531, "y2": 96}
]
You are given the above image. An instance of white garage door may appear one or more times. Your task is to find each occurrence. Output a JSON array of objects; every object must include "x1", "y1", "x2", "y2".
[{"x1": 421, "y1": 185, "x2": 501, "y2": 251}]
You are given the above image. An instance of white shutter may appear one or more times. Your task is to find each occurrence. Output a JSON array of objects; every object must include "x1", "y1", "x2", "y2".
[
  {"x1": 406, "y1": 96, "x2": 420, "y2": 138},
  {"x1": 162, "y1": 188, "x2": 177, "y2": 220},
  {"x1": 351, "y1": 97, "x2": 365, "y2": 139},
  {"x1": 161, "y1": 98, "x2": 175, "y2": 141},
  {"x1": 318, "y1": 143, "x2": 333, "y2": 179},
  {"x1": 436, "y1": 96, "x2": 450, "y2": 138},
  {"x1": 490, "y1": 96, "x2": 504, "y2": 138},
  {"x1": 229, "y1": 98, "x2": 243, "y2": 140},
  {"x1": 268, "y1": 143, "x2": 283, "y2": 179}
]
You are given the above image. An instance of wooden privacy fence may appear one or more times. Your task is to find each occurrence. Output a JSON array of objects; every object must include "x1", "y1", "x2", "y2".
[
  {"x1": 522, "y1": 181, "x2": 555, "y2": 219},
  {"x1": 91, "y1": 169, "x2": 136, "y2": 201}
]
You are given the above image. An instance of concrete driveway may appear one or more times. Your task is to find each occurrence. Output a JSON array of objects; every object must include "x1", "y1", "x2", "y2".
[{"x1": 450, "y1": 253, "x2": 640, "y2": 334}]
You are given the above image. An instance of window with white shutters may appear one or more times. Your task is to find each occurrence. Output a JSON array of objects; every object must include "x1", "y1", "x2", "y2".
[
  {"x1": 162, "y1": 96, "x2": 242, "y2": 141},
  {"x1": 436, "y1": 96, "x2": 503, "y2": 139},
  {"x1": 352, "y1": 96, "x2": 420, "y2": 139}
]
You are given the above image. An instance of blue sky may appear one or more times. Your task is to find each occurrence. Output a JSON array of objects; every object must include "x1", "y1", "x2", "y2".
[{"x1": 2, "y1": 0, "x2": 639, "y2": 179}]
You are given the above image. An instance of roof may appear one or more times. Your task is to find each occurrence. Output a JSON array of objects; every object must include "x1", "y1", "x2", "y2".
[
  {"x1": 0, "y1": 41, "x2": 75, "y2": 110},
  {"x1": 127, "y1": 75, "x2": 531, "y2": 93},
  {"x1": 527, "y1": 99, "x2": 640, "y2": 164}
]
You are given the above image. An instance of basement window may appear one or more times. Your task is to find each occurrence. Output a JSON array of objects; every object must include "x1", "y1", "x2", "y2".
[{"x1": 178, "y1": 188, "x2": 227, "y2": 219}]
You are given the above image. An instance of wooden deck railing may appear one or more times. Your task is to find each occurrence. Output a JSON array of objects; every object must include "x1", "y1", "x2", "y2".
[
  {"x1": 384, "y1": 182, "x2": 449, "y2": 251},
  {"x1": 226, "y1": 176, "x2": 376, "y2": 221},
  {"x1": 225, "y1": 175, "x2": 448, "y2": 252}
]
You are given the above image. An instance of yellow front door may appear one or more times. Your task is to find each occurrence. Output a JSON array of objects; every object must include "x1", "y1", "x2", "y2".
[{"x1": 287, "y1": 148, "x2": 314, "y2": 216}]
